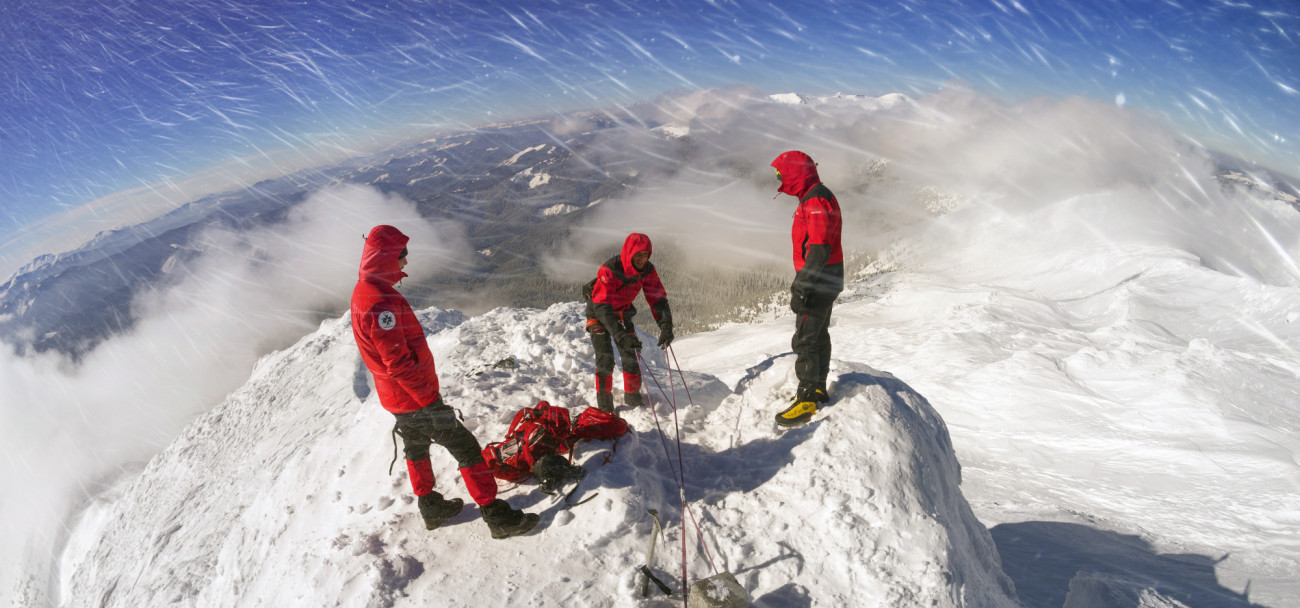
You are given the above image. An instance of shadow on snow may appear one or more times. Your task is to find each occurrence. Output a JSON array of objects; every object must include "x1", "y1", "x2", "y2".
[{"x1": 992, "y1": 521, "x2": 1267, "y2": 608}]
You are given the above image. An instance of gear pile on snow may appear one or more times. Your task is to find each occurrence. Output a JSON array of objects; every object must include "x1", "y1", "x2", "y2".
[{"x1": 481, "y1": 401, "x2": 628, "y2": 483}]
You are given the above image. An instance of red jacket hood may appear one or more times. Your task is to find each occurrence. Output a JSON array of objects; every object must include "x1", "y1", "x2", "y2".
[
  {"x1": 771, "y1": 150, "x2": 821, "y2": 198},
  {"x1": 359, "y1": 225, "x2": 409, "y2": 286},
  {"x1": 620, "y1": 233, "x2": 653, "y2": 276}
]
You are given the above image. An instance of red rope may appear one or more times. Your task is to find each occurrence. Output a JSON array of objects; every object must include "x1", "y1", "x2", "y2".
[{"x1": 635, "y1": 346, "x2": 720, "y2": 604}]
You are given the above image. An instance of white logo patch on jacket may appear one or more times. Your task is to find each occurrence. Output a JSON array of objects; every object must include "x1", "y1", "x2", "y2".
[{"x1": 378, "y1": 310, "x2": 397, "y2": 330}]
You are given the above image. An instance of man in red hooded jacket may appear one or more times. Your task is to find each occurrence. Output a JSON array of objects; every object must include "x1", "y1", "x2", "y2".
[
  {"x1": 770, "y1": 151, "x2": 843, "y2": 427},
  {"x1": 351, "y1": 224, "x2": 538, "y2": 539},
  {"x1": 583, "y1": 233, "x2": 673, "y2": 413}
]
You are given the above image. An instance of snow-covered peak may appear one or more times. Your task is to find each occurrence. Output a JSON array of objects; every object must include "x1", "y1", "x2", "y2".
[
  {"x1": 58, "y1": 301, "x2": 1017, "y2": 606},
  {"x1": 1, "y1": 253, "x2": 56, "y2": 287},
  {"x1": 767, "y1": 92, "x2": 805, "y2": 105},
  {"x1": 501, "y1": 144, "x2": 549, "y2": 166},
  {"x1": 768, "y1": 91, "x2": 914, "y2": 111},
  {"x1": 653, "y1": 124, "x2": 690, "y2": 139},
  {"x1": 540, "y1": 203, "x2": 580, "y2": 216}
]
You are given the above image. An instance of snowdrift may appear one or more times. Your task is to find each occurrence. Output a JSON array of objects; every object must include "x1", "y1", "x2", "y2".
[{"x1": 60, "y1": 302, "x2": 1017, "y2": 607}]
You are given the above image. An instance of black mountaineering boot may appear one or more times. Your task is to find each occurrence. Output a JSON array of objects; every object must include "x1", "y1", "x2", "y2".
[
  {"x1": 534, "y1": 454, "x2": 587, "y2": 495},
  {"x1": 810, "y1": 388, "x2": 829, "y2": 404},
  {"x1": 481, "y1": 499, "x2": 540, "y2": 539},
  {"x1": 418, "y1": 492, "x2": 465, "y2": 530},
  {"x1": 596, "y1": 392, "x2": 615, "y2": 413}
]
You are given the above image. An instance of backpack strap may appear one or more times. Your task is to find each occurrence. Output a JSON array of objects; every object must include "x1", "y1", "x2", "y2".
[
  {"x1": 502, "y1": 406, "x2": 532, "y2": 440},
  {"x1": 387, "y1": 423, "x2": 400, "y2": 475}
]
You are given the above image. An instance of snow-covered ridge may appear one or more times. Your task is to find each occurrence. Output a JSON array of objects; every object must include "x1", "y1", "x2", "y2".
[
  {"x1": 540, "y1": 203, "x2": 579, "y2": 216},
  {"x1": 59, "y1": 302, "x2": 1017, "y2": 607},
  {"x1": 1220, "y1": 169, "x2": 1300, "y2": 208},
  {"x1": 501, "y1": 144, "x2": 549, "y2": 166},
  {"x1": 653, "y1": 124, "x2": 690, "y2": 139},
  {"x1": 769, "y1": 91, "x2": 914, "y2": 111}
]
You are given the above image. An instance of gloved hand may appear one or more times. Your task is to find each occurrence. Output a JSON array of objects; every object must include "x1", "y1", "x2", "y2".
[
  {"x1": 618, "y1": 332, "x2": 643, "y2": 351},
  {"x1": 790, "y1": 290, "x2": 808, "y2": 315},
  {"x1": 657, "y1": 326, "x2": 674, "y2": 348}
]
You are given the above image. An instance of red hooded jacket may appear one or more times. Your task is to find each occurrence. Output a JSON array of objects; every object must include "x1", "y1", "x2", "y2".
[
  {"x1": 772, "y1": 150, "x2": 843, "y2": 272},
  {"x1": 772, "y1": 151, "x2": 844, "y2": 297},
  {"x1": 350, "y1": 225, "x2": 440, "y2": 414},
  {"x1": 591, "y1": 233, "x2": 668, "y2": 314}
]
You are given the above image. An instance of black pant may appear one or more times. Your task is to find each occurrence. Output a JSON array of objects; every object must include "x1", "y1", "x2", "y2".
[
  {"x1": 393, "y1": 399, "x2": 484, "y2": 468},
  {"x1": 590, "y1": 316, "x2": 640, "y2": 379},
  {"x1": 792, "y1": 296, "x2": 835, "y2": 394}
]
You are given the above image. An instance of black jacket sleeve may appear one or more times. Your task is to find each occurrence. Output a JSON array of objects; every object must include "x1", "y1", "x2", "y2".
[
  {"x1": 792, "y1": 244, "x2": 833, "y2": 299},
  {"x1": 592, "y1": 301, "x2": 627, "y2": 337},
  {"x1": 650, "y1": 299, "x2": 672, "y2": 331}
]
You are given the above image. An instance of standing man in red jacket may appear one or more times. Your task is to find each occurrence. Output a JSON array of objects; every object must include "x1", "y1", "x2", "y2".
[
  {"x1": 584, "y1": 233, "x2": 674, "y2": 413},
  {"x1": 351, "y1": 224, "x2": 538, "y2": 539},
  {"x1": 771, "y1": 151, "x2": 844, "y2": 427}
]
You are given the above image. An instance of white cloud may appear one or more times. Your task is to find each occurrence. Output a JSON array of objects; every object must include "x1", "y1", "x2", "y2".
[
  {"x1": 546, "y1": 85, "x2": 1300, "y2": 289},
  {"x1": 0, "y1": 184, "x2": 468, "y2": 587}
]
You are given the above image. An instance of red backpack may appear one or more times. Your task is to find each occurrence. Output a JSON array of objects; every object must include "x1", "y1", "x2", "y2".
[
  {"x1": 573, "y1": 406, "x2": 629, "y2": 440},
  {"x1": 482, "y1": 401, "x2": 578, "y2": 482},
  {"x1": 481, "y1": 402, "x2": 632, "y2": 482}
]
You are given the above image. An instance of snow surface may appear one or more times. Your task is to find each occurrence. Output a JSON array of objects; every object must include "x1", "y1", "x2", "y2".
[
  {"x1": 57, "y1": 303, "x2": 1018, "y2": 607},
  {"x1": 530, "y1": 172, "x2": 552, "y2": 188}
]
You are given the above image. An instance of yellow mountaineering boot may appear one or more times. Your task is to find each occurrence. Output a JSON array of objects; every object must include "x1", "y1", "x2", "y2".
[{"x1": 775, "y1": 398, "x2": 817, "y2": 428}]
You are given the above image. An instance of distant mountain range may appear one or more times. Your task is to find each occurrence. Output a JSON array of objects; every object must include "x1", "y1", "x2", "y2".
[
  {"x1": 3, "y1": 92, "x2": 1296, "y2": 359},
  {"x1": 0, "y1": 113, "x2": 642, "y2": 357}
]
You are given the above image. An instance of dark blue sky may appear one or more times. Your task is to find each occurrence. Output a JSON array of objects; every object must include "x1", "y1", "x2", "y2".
[{"x1": 1, "y1": 0, "x2": 1297, "y2": 242}]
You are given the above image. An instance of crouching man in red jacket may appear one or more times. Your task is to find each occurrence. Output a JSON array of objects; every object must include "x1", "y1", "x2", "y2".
[
  {"x1": 351, "y1": 224, "x2": 538, "y2": 539},
  {"x1": 585, "y1": 232, "x2": 674, "y2": 413}
]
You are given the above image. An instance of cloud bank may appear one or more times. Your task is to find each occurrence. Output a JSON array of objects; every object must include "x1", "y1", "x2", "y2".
[
  {"x1": 546, "y1": 84, "x2": 1300, "y2": 291},
  {"x1": 0, "y1": 184, "x2": 467, "y2": 597}
]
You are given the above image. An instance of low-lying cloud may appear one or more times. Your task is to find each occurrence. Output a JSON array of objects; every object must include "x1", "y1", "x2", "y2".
[
  {"x1": 547, "y1": 84, "x2": 1300, "y2": 290},
  {"x1": 0, "y1": 184, "x2": 467, "y2": 596}
]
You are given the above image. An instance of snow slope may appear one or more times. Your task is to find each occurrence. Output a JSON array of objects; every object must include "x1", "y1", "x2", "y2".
[{"x1": 59, "y1": 303, "x2": 1018, "y2": 607}]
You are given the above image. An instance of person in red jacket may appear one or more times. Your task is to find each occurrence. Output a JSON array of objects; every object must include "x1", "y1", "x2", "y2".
[
  {"x1": 351, "y1": 224, "x2": 538, "y2": 539},
  {"x1": 584, "y1": 233, "x2": 673, "y2": 413},
  {"x1": 770, "y1": 151, "x2": 844, "y2": 427}
]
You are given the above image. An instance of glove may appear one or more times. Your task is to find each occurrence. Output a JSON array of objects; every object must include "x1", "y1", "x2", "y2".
[
  {"x1": 790, "y1": 290, "x2": 808, "y2": 315},
  {"x1": 657, "y1": 326, "x2": 674, "y2": 348},
  {"x1": 618, "y1": 332, "x2": 642, "y2": 351}
]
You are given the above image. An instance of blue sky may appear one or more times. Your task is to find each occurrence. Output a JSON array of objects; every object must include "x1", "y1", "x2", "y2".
[{"x1": 1, "y1": 0, "x2": 1297, "y2": 250}]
